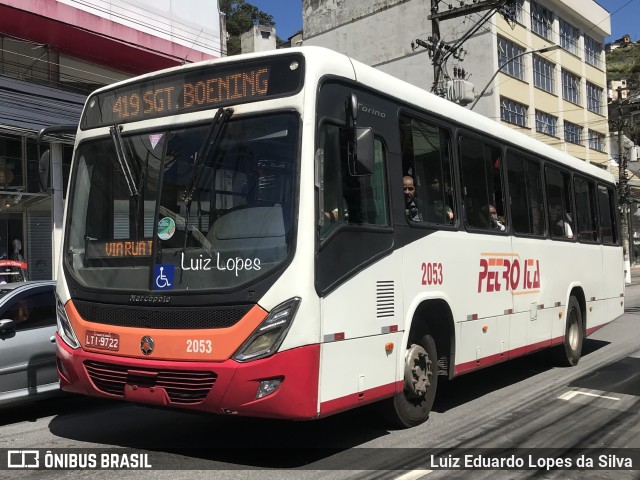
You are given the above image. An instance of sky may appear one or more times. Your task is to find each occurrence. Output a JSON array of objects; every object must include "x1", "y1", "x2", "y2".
[{"x1": 247, "y1": 0, "x2": 640, "y2": 43}]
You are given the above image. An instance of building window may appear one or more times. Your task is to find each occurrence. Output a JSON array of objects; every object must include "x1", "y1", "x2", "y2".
[
  {"x1": 562, "y1": 69, "x2": 580, "y2": 104},
  {"x1": 498, "y1": 37, "x2": 525, "y2": 80},
  {"x1": 535, "y1": 110, "x2": 558, "y2": 136},
  {"x1": 588, "y1": 130, "x2": 606, "y2": 152},
  {"x1": 584, "y1": 35, "x2": 602, "y2": 68},
  {"x1": 559, "y1": 18, "x2": 579, "y2": 56},
  {"x1": 505, "y1": 0, "x2": 526, "y2": 25},
  {"x1": 501, "y1": 97, "x2": 528, "y2": 127},
  {"x1": 564, "y1": 121, "x2": 583, "y2": 145},
  {"x1": 531, "y1": 2, "x2": 553, "y2": 39},
  {"x1": 533, "y1": 55, "x2": 555, "y2": 93},
  {"x1": 586, "y1": 82, "x2": 603, "y2": 114}
]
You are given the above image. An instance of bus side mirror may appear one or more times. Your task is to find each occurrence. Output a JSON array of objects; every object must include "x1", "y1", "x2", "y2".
[
  {"x1": 345, "y1": 93, "x2": 373, "y2": 176},
  {"x1": 39, "y1": 149, "x2": 50, "y2": 192},
  {"x1": 352, "y1": 127, "x2": 374, "y2": 176},
  {"x1": 0, "y1": 318, "x2": 16, "y2": 335}
]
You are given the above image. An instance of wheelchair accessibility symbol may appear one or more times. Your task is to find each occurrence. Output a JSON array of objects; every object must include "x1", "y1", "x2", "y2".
[{"x1": 153, "y1": 264, "x2": 174, "y2": 290}]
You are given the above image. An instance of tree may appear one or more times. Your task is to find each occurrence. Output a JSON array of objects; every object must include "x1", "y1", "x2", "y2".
[{"x1": 220, "y1": 0, "x2": 281, "y2": 56}]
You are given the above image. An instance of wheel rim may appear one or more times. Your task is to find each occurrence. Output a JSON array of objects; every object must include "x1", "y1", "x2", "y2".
[
  {"x1": 568, "y1": 309, "x2": 580, "y2": 351},
  {"x1": 404, "y1": 344, "x2": 433, "y2": 400}
]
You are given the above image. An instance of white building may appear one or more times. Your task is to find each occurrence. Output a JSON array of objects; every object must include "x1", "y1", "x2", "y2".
[{"x1": 303, "y1": 0, "x2": 610, "y2": 167}]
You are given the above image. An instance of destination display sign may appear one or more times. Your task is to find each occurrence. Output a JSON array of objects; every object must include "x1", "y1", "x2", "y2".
[
  {"x1": 81, "y1": 54, "x2": 304, "y2": 129},
  {"x1": 86, "y1": 239, "x2": 154, "y2": 260}
]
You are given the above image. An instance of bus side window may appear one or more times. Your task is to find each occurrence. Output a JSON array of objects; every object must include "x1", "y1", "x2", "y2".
[
  {"x1": 507, "y1": 152, "x2": 545, "y2": 236},
  {"x1": 318, "y1": 124, "x2": 388, "y2": 239},
  {"x1": 400, "y1": 115, "x2": 455, "y2": 225},
  {"x1": 574, "y1": 176, "x2": 599, "y2": 242},
  {"x1": 545, "y1": 165, "x2": 574, "y2": 240},
  {"x1": 459, "y1": 136, "x2": 507, "y2": 231},
  {"x1": 598, "y1": 184, "x2": 618, "y2": 244}
]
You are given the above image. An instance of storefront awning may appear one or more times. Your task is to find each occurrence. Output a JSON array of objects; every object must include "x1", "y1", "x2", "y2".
[{"x1": 0, "y1": 75, "x2": 85, "y2": 134}]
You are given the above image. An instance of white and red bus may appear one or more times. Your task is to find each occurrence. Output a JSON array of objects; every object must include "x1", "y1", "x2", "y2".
[{"x1": 55, "y1": 47, "x2": 624, "y2": 427}]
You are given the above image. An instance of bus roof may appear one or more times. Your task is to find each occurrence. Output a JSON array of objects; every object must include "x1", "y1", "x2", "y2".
[{"x1": 88, "y1": 46, "x2": 614, "y2": 184}]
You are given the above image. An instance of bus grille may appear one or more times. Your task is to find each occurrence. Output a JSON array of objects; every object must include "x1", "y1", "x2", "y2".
[
  {"x1": 84, "y1": 361, "x2": 217, "y2": 404},
  {"x1": 74, "y1": 300, "x2": 251, "y2": 329}
]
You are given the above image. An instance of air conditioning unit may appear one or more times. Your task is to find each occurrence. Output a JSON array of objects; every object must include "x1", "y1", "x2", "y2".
[{"x1": 446, "y1": 79, "x2": 475, "y2": 105}]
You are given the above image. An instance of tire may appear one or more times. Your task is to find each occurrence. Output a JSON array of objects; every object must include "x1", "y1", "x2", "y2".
[
  {"x1": 555, "y1": 296, "x2": 583, "y2": 367},
  {"x1": 381, "y1": 333, "x2": 438, "y2": 428}
]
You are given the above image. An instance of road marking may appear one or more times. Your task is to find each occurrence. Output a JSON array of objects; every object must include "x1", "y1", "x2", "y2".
[
  {"x1": 394, "y1": 470, "x2": 433, "y2": 480},
  {"x1": 558, "y1": 390, "x2": 620, "y2": 401}
]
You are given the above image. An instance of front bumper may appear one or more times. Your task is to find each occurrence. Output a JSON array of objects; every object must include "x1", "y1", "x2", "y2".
[{"x1": 56, "y1": 335, "x2": 320, "y2": 420}]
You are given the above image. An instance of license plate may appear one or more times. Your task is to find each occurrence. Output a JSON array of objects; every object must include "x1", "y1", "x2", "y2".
[{"x1": 85, "y1": 331, "x2": 120, "y2": 351}]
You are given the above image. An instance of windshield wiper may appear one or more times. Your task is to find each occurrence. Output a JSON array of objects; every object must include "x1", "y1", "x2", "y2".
[
  {"x1": 183, "y1": 107, "x2": 233, "y2": 250},
  {"x1": 109, "y1": 125, "x2": 139, "y2": 197}
]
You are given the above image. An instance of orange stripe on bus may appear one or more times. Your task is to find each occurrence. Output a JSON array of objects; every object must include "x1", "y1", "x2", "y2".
[
  {"x1": 510, "y1": 290, "x2": 540, "y2": 296},
  {"x1": 65, "y1": 300, "x2": 267, "y2": 362}
]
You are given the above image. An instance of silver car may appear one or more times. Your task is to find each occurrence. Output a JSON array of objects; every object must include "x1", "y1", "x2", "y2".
[{"x1": 0, "y1": 281, "x2": 59, "y2": 407}]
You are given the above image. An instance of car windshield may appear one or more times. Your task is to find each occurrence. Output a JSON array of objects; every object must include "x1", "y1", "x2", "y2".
[{"x1": 65, "y1": 112, "x2": 298, "y2": 292}]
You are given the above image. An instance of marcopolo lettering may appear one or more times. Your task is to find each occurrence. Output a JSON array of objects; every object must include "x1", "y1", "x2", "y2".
[{"x1": 129, "y1": 295, "x2": 171, "y2": 304}]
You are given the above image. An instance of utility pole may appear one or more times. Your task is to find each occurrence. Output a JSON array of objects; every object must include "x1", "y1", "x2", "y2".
[
  {"x1": 612, "y1": 85, "x2": 631, "y2": 284},
  {"x1": 415, "y1": 0, "x2": 514, "y2": 97}
]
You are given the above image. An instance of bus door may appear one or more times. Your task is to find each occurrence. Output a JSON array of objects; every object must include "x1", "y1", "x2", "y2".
[
  {"x1": 598, "y1": 184, "x2": 624, "y2": 320},
  {"x1": 458, "y1": 135, "x2": 513, "y2": 368},
  {"x1": 507, "y1": 151, "x2": 548, "y2": 354},
  {"x1": 315, "y1": 82, "x2": 399, "y2": 408}
]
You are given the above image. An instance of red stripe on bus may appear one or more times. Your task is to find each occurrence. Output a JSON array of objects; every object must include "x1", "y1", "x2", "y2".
[
  {"x1": 453, "y1": 323, "x2": 608, "y2": 376},
  {"x1": 454, "y1": 336, "x2": 558, "y2": 375},
  {"x1": 319, "y1": 381, "x2": 401, "y2": 417}
]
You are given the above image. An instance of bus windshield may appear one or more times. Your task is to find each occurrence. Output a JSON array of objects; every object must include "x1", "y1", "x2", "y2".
[{"x1": 65, "y1": 112, "x2": 298, "y2": 292}]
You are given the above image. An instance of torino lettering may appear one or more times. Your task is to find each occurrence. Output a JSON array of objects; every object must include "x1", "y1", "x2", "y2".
[{"x1": 477, "y1": 255, "x2": 540, "y2": 293}]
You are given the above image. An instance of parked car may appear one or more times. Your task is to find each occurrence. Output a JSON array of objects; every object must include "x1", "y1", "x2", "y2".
[{"x1": 0, "y1": 281, "x2": 59, "y2": 407}]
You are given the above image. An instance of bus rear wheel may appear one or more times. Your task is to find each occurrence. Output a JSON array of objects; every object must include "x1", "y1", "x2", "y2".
[
  {"x1": 555, "y1": 296, "x2": 583, "y2": 366},
  {"x1": 383, "y1": 333, "x2": 438, "y2": 428}
]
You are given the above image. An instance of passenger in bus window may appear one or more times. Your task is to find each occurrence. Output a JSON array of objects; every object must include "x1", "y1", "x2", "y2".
[
  {"x1": 560, "y1": 213, "x2": 574, "y2": 239},
  {"x1": 403, "y1": 175, "x2": 423, "y2": 222},
  {"x1": 550, "y1": 205, "x2": 574, "y2": 239},
  {"x1": 487, "y1": 204, "x2": 506, "y2": 231}
]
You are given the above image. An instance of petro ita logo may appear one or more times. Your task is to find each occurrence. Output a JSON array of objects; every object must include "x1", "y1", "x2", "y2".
[{"x1": 140, "y1": 336, "x2": 155, "y2": 355}]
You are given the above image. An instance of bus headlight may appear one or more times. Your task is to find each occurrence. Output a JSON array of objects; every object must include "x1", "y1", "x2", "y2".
[
  {"x1": 56, "y1": 296, "x2": 80, "y2": 349},
  {"x1": 233, "y1": 297, "x2": 301, "y2": 362}
]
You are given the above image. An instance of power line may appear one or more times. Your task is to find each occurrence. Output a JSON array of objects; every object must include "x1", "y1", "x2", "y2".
[{"x1": 68, "y1": 0, "x2": 223, "y2": 55}]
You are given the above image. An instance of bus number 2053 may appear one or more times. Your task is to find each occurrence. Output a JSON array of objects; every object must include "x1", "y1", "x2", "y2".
[
  {"x1": 186, "y1": 339, "x2": 213, "y2": 353},
  {"x1": 421, "y1": 262, "x2": 443, "y2": 286}
]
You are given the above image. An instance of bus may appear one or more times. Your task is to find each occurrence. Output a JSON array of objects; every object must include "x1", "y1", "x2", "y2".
[{"x1": 55, "y1": 46, "x2": 624, "y2": 428}]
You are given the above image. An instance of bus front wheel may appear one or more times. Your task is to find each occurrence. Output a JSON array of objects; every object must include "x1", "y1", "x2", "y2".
[
  {"x1": 555, "y1": 296, "x2": 583, "y2": 366},
  {"x1": 383, "y1": 333, "x2": 438, "y2": 428}
]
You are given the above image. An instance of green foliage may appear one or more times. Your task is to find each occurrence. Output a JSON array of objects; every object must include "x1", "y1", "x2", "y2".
[
  {"x1": 220, "y1": 0, "x2": 283, "y2": 55},
  {"x1": 607, "y1": 44, "x2": 640, "y2": 87}
]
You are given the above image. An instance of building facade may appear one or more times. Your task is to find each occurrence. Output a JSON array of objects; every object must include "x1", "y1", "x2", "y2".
[
  {"x1": 0, "y1": 0, "x2": 222, "y2": 280},
  {"x1": 302, "y1": 0, "x2": 610, "y2": 167}
]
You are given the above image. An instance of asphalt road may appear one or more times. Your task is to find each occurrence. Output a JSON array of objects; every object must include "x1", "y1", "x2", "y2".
[{"x1": 2, "y1": 285, "x2": 640, "y2": 480}]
